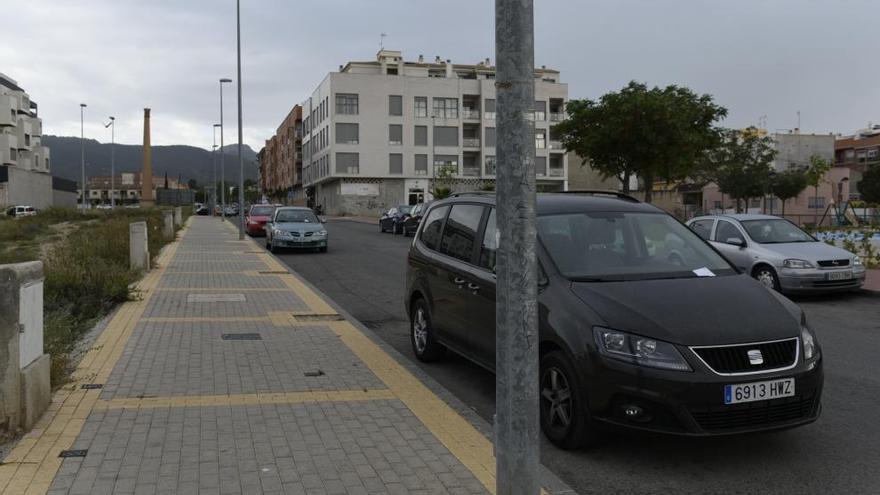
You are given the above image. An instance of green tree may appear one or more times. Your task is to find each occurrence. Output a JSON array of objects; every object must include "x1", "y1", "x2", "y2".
[
  {"x1": 805, "y1": 155, "x2": 832, "y2": 226},
  {"x1": 858, "y1": 163, "x2": 880, "y2": 205},
  {"x1": 707, "y1": 128, "x2": 777, "y2": 212},
  {"x1": 771, "y1": 168, "x2": 808, "y2": 215},
  {"x1": 552, "y1": 81, "x2": 727, "y2": 202}
]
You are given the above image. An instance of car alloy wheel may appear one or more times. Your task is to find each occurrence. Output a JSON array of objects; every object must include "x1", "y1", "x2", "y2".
[
  {"x1": 542, "y1": 367, "x2": 573, "y2": 432},
  {"x1": 413, "y1": 309, "x2": 428, "y2": 353},
  {"x1": 539, "y1": 350, "x2": 596, "y2": 449},
  {"x1": 410, "y1": 299, "x2": 445, "y2": 362},
  {"x1": 754, "y1": 266, "x2": 780, "y2": 291}
]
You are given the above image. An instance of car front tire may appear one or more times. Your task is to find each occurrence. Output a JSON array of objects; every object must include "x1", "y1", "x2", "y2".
[
  {"x1": 753, "y1": 265, "x2": 781, "y2": 291},
  {"x1": 540, "y1": 350, "x2": 597, "y2": 450},
  {"x1": 410, "y1": 299, "x2": 446, "y2": 362}
]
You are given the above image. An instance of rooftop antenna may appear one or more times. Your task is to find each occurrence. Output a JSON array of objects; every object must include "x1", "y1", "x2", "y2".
[
  {"x1": 380, "y1": 32, "x2": 387, "y2": 50},
  {"x1": 797, "y1": 110, "x2": 801, "y2": 131}
]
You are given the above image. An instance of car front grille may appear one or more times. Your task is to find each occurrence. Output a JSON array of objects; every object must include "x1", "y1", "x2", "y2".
[
  {"x1": 692, "y1": 338, "x2": 798, "y2": 374},
  {"x1": 816, "y1": 259, "x2": 850, "y2": 268},
  {"x1": 690, "y1": 395, "x2": 816, "y2": 432}
]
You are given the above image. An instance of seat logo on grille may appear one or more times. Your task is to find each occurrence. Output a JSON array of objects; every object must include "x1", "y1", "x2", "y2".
[{"x1": 747, "y1": 349, "x2": 764, "y2": 365}]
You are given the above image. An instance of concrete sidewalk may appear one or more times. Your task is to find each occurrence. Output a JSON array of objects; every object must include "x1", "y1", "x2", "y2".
[{"x1": 0, "y1": 217, "x2": 571, "y2": 495}]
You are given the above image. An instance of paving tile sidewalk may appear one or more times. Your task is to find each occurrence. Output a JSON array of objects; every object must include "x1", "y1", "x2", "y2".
[{"x1": 0, "y1": 217, "x2": 572, "y2": 495}]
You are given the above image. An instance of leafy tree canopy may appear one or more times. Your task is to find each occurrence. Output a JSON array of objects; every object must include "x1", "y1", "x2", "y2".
[
  {"x1": 859, "y1": 164, "x2": 880, "y2": 205},
  {"x1": 771, "y1": 168, "x2": 808, "y2": 214},
  {"x1": 553, "y1": 81, "x2": 727, "y2": 202},
  {"x1": 705, "y1": 128, "x2": 777, "y2": 210}
]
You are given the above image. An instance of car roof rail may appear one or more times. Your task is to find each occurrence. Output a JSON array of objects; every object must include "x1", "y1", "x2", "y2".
[
  {"x1": 449, "y1": 191, "x2": 496, "y2": 198},
  {"x1": 558, "y1": 190, "x2": 641, "y2": 202}
]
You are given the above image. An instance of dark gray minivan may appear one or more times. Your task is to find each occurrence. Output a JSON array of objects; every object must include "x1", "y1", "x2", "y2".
[{"x1": 405, "y1": 192, "x2": 823, "y2": 449}]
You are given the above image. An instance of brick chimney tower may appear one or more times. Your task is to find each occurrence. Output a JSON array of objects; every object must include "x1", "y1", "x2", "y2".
[{"x1": 141, "y1": 108, "x2": 154, "y2": 206}]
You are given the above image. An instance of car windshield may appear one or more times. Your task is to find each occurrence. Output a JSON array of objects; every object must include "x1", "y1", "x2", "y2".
[
  {"x1": 538, "y1": 212, "x2": 735, "y2": 282},
  {"x1": 275, "y1": 210, "x2": 319, "y2": 223},
  {"x1": 250, "y1": 206, "x2": 274, "y2": 216},
  {"x1": 398, "y1": 205, "x2": 413, "y2": 214},
  {"x1": 741, "y1": 219, "x2": 815, "y2": 244}
]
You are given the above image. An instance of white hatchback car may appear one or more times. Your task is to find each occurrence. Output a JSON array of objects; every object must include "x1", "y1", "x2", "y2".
[
  {"x1": 687, "y1": 214, "x2": 865, "y2": 293},
  {"x1": 5, "y1": 205, "x2": 36, "y2": 218}
]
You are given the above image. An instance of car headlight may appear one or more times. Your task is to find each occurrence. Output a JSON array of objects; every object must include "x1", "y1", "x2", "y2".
[
  {"x1": 273, "y1": 229, "x2": 288, "y2": 238},
  {"x1": 317, "y1": 230, "x2": 327, "y2": 236},
  {"x1": 593, "y1": 327, "x2": 691, "y2": 371},
  {"x1": 783, "y1": 259, "x2": 814, "y2": 269},
  {"x1": 853, "y1": 256, "x2": 864, "y2": 269},
  {"x1": 801, "y1": 326, "x2": 817, "y2": 361}
]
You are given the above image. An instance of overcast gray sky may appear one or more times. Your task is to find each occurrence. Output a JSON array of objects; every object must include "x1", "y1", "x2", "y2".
[{"x1": 4, "y1": 0, "x2": 877, "y2": 150}]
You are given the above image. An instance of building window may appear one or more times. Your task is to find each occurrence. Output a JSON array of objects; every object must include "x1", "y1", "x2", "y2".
[
  {"x1": 335, "y1": 93, "x2": 358, "y2": 115},
  {"x1": 808, "y1": 196, "x2": 825, "y2": 209},
  {"x1": 414, "y1": 97, "x2": 428, "y2": 118},
  {"x1": 434, "y1": 155, "x2": 458, "y2": 176},
  {"x1": 389, "y1": 95, "x2": 403, "y2": 116},
  {"x1": 485, "y1": 127, "x2": 496, "y2": 148},
  {"x1": 484, "y1": 99, "x2": 496, "y2": 119},
  {"x1": 535, "y1": 156, "x2": 547, "y2": 176},
  {"x1": 335, "y1": 123, "x2": 358, "y2": 144},
  {"x1": 389, "y1": 153, "x2": 403, "y2": 174},
  {"x1": 414, "y1": 126, "x2": 428, "y2": 146},
  {"x1": 433, "y1": 126, "x2": 459, "y2": 147},
  {"x1": 713, "y1": 201, "x2": 722, "y2": 210},
  {"x1": 336, "y1": 152, "x2": 359, "y2": 174},
  {"x1": 535, "y1": 129, "x2": 546, "y2": 149},
  {"x1": 869, "y1": 149, "x2": 879, "y2": 160},
  {"x1": 389, "y1": 124, "x2": 403, "y2": 145},
  {"x1": 485, "y1": 155, "x2": 496, "y2": 175},
  {"x1": 535, "y1": 101, "x2": 546, "y2": 121},
  {"x1": 432, "y1": 98, "x2": 459, "y2": 119},
  {"x1": 415, "y1": 154, "x2": 428, "y2": 175}
]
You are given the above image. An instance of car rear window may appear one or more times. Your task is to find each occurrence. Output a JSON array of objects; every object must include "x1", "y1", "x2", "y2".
[
  {"x1": 439, "y1": 204, "x2": 484, "y2": 263},
  {"x1": 250, "y1": 206, "x2": 274, "y2": 216},
  {"x1": 419, "y1": 206, "x2": 448, "y2": 250}
]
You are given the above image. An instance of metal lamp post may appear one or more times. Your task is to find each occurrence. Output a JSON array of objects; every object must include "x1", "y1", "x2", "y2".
[
  {"x1": 236, "y1": 0, "x2": 245, "y2": 239},
  {"x1": 212, "y1": 124, "x2": 220, "y2": 213},
  {"x1": 104, "y1": 116, "x2": 116, "y2": 208},
  {"x1": 219, "y1": 78, "x2": 232, "y2": 220},
  {"x1": 80, "y1": 103, "x2": 87, "y2": 212}
]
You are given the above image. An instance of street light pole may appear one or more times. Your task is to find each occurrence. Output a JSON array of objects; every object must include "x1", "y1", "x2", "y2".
[
  {"x1": 80, "y1": 103, "x2": 87, "y2": 212},
  {"x1": 495, "y1": 0, "x2": 539, "y2": 493},
  {"x1": 213, "y1": 124, "x2": 220, "y2": 213},
  {"x1": 219, "y1": 78, "x2": 232, "y2": 220},
  {"x1": 105, "y1": 116, "x2": 116, "y2": 208},
  {"x1": 236, "y1": 0, "x2": 245, "y2": 240}
]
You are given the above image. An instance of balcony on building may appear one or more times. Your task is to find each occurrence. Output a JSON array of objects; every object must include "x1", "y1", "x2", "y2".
[
  {"x1": 462, "y1": 95, "x2": 481, "y2": 120},
  {"x1": 463, "y1": 124, "x2": 481, "y2": 148},
  {"x1": 548, "y1": 128, "x2": 563, "y2": 150},
  {"x1": 549, "y1": 154, "x2": 564, "y2": 177},
  {"x1": 462, "y1": 152, "x2": 481, "y2": 177},
  {"x1": 549, "y1": 98, "x2": 565, "y2": 121},
  {"x1": 0, "y1": 133, "x2": 18, "y2": 165},
  {"x1": 0, "y1": 96, "x2": 16, "y2": 127}
]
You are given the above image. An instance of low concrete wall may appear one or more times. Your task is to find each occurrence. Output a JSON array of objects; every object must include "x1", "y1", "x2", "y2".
[
  {"x1": 0, "y1": 261, "x2": 50, "y2": 434},
  {"x1": 129, "y1": 221, "x2": 149, "y2": 271}
]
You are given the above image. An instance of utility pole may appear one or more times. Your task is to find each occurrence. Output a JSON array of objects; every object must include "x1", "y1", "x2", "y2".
[
  {"x1": 105, "y1": 116, "x2": 116, "y2": 208},
  {"x1": 80, "y1": 103, "x2": 87, "y2": 212},
  {"x1": 495, "y1": 1, "x2": 539, "y2": 493},
  {"x1": 219, "y1": 78, "x2": 232, "y2": 220},
  {"x1": 236, "y1": 0, "x2": 245, "y2": 239}
]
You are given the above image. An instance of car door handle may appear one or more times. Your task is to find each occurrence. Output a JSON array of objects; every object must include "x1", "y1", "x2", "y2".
[
  {"x1": 453, "y1": 277, "x2": 466, "y2": 285},
  {"x1": 467, "y1": 282, "x2": 480, "y2": 292}
]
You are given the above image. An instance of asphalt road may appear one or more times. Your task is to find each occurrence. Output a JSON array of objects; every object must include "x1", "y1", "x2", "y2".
[{"x1": 274, "y1": 218, "x2": 880, "y2": 495}]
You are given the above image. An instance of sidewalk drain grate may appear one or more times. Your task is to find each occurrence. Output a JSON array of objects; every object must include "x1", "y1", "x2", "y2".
[
  {"x1": 293, "y1": 314, "x2": 343, "y2": 322},
  {"x1": 258, "y1": 270, "x2": 288, "y2": 275},
  {"x1": 80, "y1": 384, "x2": 103, "y2": 390},
  {"x1": 303, "y1": 369, "x2": 325, "y2": 377},
  {"x1": 221, "y1": 333, "x2": 262, "y2": 341},
  {"x1": 59, "y1": 449, "x2": 88, "y2": 458}
]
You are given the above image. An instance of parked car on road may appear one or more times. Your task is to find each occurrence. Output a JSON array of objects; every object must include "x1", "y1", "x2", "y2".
[
  {"x1": 266, "y1": 207, "x2": 328, "y2": 253},
  {"x1": 5, "y1": 205, "x2": 36, "y2": 217},
  {"x1": 379, "y1": 205, "x2": 413, "y2": 234},
  {"x1": 195, "y1": 205, "x2": 210, "y2": 216},
  {"x1": 406, "y1": 192, "x2": 823, "y2": 449},
  {"x1": 246, "y1": 204, "x2": 276, "y2": 236},
  {"x1": 403, "y1": 202, "x2": 431, "y2": 237},
  {"x1": 223, "y1": 204, "x2": 239, "y2": 217},
  {"x1": 687, "y1": 214, "x2": 865, "y2": 293}
]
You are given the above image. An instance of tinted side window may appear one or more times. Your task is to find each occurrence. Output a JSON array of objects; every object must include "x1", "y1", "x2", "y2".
[
  {"x1": 715, "y1": 221, "x2": 742, "y2": 242},
  {"x1": 420, "y1": 206, "x2": 449, "y2": 251},
  {"x1": 690, "y1": 220, "x2": 713, "y2": 240},
  {"x1": 440, "y1": 204, "x2": 484, "y2": 263},
  {"x1": 479, "y1": 208, "x2": 498, "y2": 271}
]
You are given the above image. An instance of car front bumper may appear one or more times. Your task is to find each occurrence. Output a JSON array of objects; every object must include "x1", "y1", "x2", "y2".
[
  {"x1": 579, "y1": 351, "x2": 824, "y2": 436},
  {"x1": 273, "y1": 237, "x2": 327, "y2": 248},
  {"x1": 778, "y1": 267, "x2": 866, "y2": 292}
]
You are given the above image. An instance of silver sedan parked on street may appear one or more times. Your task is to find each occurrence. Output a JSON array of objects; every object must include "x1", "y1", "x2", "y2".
[{"x1": 686, "y1": 214, "x2": 865, "y2": 293}]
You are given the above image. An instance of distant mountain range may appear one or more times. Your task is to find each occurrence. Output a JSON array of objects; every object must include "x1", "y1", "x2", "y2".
[{"x1": 41, "y1": 135, "x2": 259, "y2": 186}]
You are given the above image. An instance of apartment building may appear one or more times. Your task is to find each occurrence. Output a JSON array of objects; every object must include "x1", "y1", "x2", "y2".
[
  {"x1": 835, "y1": 125, "x2": 880, "y2": 199},
  {"x1": 258, "y1": 105, "x2": 304, "y2": 204},
  {"x1": 300, "y1": 50, "x2": 569, "y2": 216},
  {"x1": 0, "y1": 73, "x2": 69, "y2": 208}
]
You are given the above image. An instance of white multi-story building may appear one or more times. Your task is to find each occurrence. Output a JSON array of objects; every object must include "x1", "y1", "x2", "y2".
[
  {"x1": 300, "y1": 50, "x2": 569, "y2": 216},
  {"x1": 0, "y1": 73, "x2": 68, "y2": 208}
]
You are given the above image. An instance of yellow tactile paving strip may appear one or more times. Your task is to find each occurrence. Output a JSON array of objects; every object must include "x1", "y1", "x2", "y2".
[{"x1": 0, "y1": 217, "x2": 510, "y2": 495}]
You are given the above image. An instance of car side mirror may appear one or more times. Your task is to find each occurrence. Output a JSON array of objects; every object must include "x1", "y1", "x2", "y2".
[
  {"x1": 725, "y1": 237, "x2": 746, "y2": 248},
  {"x1": 320, "y1": 217, "x2": 326, "y2": 223}
]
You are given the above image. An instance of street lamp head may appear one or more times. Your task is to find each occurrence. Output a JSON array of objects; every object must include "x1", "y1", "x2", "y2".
[
  {"x1": 109, "y1": 116, "x2": 115, "y2": 121},
  {"x1": 214, "y1": 123, "x2": 222, "y2": 128},
  {"x1": 80, "y1": 103, "x2": 87, "y2": 108},
  {"x1": 220, "y1": 78, "x2": 232, "y2": 84}
]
